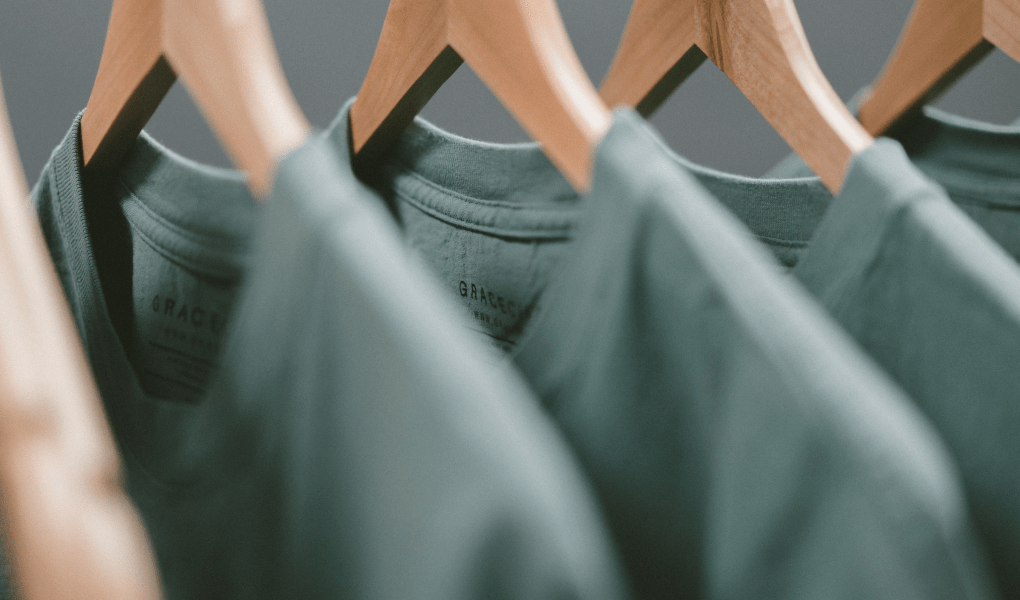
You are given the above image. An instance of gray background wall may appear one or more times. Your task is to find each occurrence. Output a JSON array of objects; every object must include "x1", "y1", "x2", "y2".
[{"x1": 2, "y1": 0, "x2": 1018, "y2": 183}]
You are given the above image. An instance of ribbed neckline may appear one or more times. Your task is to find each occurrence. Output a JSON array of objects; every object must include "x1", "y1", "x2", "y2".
[
  {"x1": 892, "y1": 106, "x2": 1020, "y2": 204},
  {"x1": 326, "y1": 100, "x2": 835, "y2": 248},
  {"x1": 325, "y1": 99, "x2": 582, "y2": 240},
  {"x1": 657, "y1": 139, "x2": 834, "y2": 246}
]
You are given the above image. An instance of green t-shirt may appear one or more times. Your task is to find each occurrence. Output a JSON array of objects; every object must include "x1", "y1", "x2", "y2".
[
  {"x1": 768, "y1": 105, "x2": 1020, "y2": 262},
  {"x1": 336, "y1": 102, "x2": 996, "y2": 600},
  {"x1": 682, "y1": 128, "x2": 1020, "y2": 599},
  {"x1": 29, "y1": 113, "x2": 629, "y2": 600}
]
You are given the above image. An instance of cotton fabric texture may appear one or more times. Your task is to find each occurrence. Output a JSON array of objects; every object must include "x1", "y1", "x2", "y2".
[
  {"x1": 695, "y1": 116, "x2": 1020, "y2": 599},
  {"x1": 28, "y1": 113, "x2": 628, "y2": 600},
  {"x1": 335, "y1": 102, "x2": 997, "y2": 600}
]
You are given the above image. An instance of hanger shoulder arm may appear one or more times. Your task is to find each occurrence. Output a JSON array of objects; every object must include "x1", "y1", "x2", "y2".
[
  {"x1": 597, "y1": 0, "x2": 871, "y2": 192},
  {"x1": 727, "y1": 0, "x2": 873, "y2": 192},
  {"x1": 858, "y1": 0, "x2": 986, "y2": 136},
  {"x1": 986, "y1": 0, "x2": 1020, "y2": 64},
  {"x1": 0, "y1": 75, "x2": 164, "y2": 600},
  {"x1": 599, "y1": 0, "x2": 702, "y2": 115},
  {"x1": 353, "y1": 0, "x2": 609, "y2": 192},
  {"x1": 448, "y1": 0, "x2": 610, "y2": 191},
  {"x1": 163, "y1": 0, "x2": 311, "y2": 198},
  {"x1": 350, "y1": 3, "x2": 459, "y2": 158},
  {"x1": 81, "y1": 0, "x2": 172, "y2": 172}
]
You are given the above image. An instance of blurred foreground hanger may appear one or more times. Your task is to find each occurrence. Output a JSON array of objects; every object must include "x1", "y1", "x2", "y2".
[
  {"x1": 858, "y1": 0, "x2": 1020, "y2": 135},
  {"x1": 81, "y1": 0, "x2": 311, "y2": 197},
  {"x1": 599, "y1": 0, "x2": 873, "y2": 193},
  {"x1": 0, "y1": 72, "x2": 162, "y2": 600},
  {"x1": 350, "y1": 0, "x2": 611, "y2": 192}
]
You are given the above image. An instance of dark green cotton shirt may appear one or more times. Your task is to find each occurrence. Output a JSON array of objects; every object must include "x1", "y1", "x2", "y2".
[
  {"x1": 334, "y1": 102, "x2": 996, "y2": 600},
  {"x1": 29, "y1": 113, "x2": 628, "y2": 600},
  {"x1": 681, "y1": 123, "x2": 1020, "y2": 599},
  {"x1": 768, "y1": 106, "x2": 1020, "y2": 600}
]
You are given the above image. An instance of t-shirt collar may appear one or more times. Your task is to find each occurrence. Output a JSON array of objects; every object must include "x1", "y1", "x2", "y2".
[{"x1": 45, "y1": 112, "x2": 251, "y2": 488}]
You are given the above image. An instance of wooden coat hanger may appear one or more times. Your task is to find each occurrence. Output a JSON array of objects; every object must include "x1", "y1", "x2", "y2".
[
  {"x1": 0, "y1": 73, "x2": 163, "y2": 599},
  {"x1": 599, "y1": 0, "x2": 873, "y2": 193},
  {"x1": 349, "y1": 0, "x2": 612, "y2": 192},
  {"x1": 81, "y1": 0, "x2": 311, "y2": 198},
  {"x1": 857, "y1": 0, "x2": 1020, "y2": 136}
]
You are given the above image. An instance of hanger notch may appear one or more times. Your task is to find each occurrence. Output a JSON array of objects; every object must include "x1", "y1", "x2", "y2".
[
  {"x1": 351, "y1": 0, "x2": 611, "y2": 192},
  {"x1": 600, "y1": 0, "x2": 872, "y2": 193}
]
